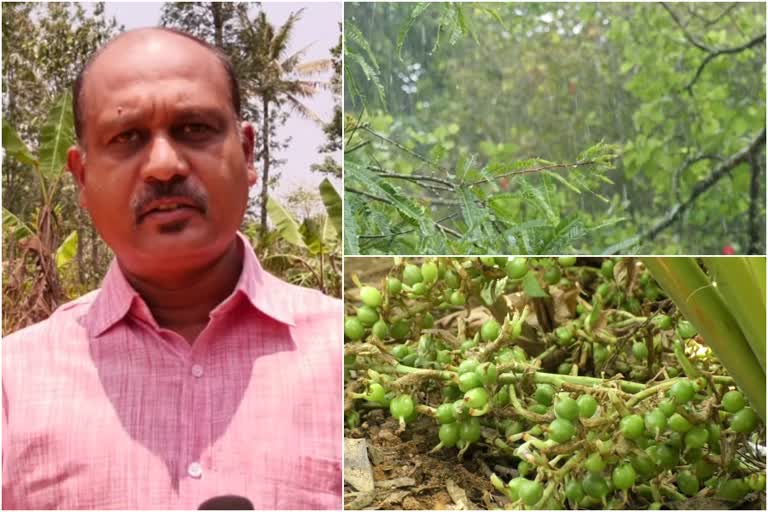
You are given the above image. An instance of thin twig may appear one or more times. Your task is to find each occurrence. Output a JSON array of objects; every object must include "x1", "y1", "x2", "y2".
[
  {"x1": 685, "y1": 33, "x2": 765, "y2": 92},
  {"x1": 361, "y1": 125, "x2": 445, "y2": 173},
  {"x1": 345, "y1": 185, "x2": 461, "y2": 239},
  {"x1": 345, "y1": 186, "x2": 393, "y2": 206},
  {"x1": 368, "y1": 167, "x2": 456, "y2": 191},
  {"x1": 344, "y1": 109, "x2": 366, "y2": 147},
  {"x1": 671, "y1": 154, "x2": 723, "y2": 203},
  {"x1": 685, "y1": 3, "x2": 738, "y2": 27},
  {"x1": 468, "y1": 160, "x2": 601, "y2": 186},
  {"x1": 357, "y1": 212, "x2": 460, "y2": 240},
  {"x1": 345, "y1": 140, "x2": 370, "y2": 154},
  {"x1": 747, "y1": 151, "x2": 761, "y2": 254},
  {"x1": 662, "y1": 3, "x2": 766, "y2": 93},
  {"x1": 435, "y1": 222, "x2": 462, "y2": 239}
]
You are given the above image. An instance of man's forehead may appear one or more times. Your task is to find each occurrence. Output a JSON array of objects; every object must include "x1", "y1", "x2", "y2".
[
  {"x1": 82, "y1": 29, "x2": 232, "y2": 112},
  {"x1": 94, "y1": 28, "x2": 214, "y2": 63}
]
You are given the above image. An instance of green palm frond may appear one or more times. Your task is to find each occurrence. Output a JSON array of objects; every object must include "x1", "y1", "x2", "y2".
[{"x1": 270, "y1": 9, "x2": 303, "y2": 60}]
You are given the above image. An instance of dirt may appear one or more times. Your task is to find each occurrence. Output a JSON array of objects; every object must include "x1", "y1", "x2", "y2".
[{"x1": 344, "y1": 410, "x2": 499, "y2": 510}]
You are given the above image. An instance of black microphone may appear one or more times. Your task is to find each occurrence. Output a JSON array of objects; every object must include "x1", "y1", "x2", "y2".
[{"x1": 198, "y1": 495, "x2": 254, "y2": 510}]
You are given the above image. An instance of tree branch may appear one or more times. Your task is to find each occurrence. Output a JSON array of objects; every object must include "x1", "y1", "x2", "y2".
[
  {"x1": 633, "y1": 128, "x2": 766, "y2": 248},
  {"x1": 685, "y1": 3, "x2": 739, "y2": 27},
  {"x1": 748, "y1": 151, "x2": 762, "y2": 254},
  {"x1": 685, "y1": 32, "x2": 766, "y2": 93},
  {"x1": 671, "y1": 154, "x2": 723, "y2": 203},
  {"x1": 661, "y1": 3, "x2": 714, "y2": 52},
  {"x1": 662, "y1": 3, "x2": 766, "y2": 93}
]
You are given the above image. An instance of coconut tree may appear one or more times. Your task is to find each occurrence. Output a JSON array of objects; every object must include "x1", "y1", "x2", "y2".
[{"x1": 237, "y1": 8, "x2": 332, "y2": 238}]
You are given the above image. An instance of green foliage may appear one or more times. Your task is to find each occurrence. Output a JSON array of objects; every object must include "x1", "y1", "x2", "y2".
[
  {"x1": 2, "y1": 119, "x2": 37, "y2": 167},
  {"x1": 55, "y1": 230, "x2": 78, "y2": 270},
  {"x1": 261, "y1": 181, "x2": 342, "y2": 296},
  {"x1": 345, "y1": 118, "x2": 621, "y2": 254},
  {"x1": 267, "y1": 196, "x2": 305, "y2": 247},
  {"x1": 2, "y1": 3, "x2": 121, "y2": 325},
  {"x1": 345, "y1": 2, "x2": 766, "y2": 254},
  {"x1": 2, "y1": 93, "x2": 84, "y2": 333},
  {"x1": 319, "y1": 178, "x2": 342, "y2": 235},
  {"x1": 38, "y1": 91, "x2": 74, "y2": 184}
]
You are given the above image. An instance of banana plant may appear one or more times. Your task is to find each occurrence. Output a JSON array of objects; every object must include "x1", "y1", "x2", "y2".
[
  {"x1": 3, "y1": 91, "x2": 78, "y2": 269},
  {"x1": 2, "y1": 91, "x2": 78, "y2": 332},
  {"x1": 265, "y1": 178, "x2": 341, "y2": 294}
]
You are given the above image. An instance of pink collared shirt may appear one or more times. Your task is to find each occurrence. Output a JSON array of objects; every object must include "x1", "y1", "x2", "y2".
[{"x1": 2, "y1": 234, "x2": 342, "y2": 509}]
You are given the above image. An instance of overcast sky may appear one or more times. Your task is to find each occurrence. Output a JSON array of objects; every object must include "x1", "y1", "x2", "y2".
[{"x1": 91, "y1": 2, "x2": 341, "y2": 206}]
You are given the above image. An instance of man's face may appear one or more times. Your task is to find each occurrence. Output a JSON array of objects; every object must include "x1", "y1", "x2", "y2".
[{"x1": 68, "y1": 31, "x2": 256, "y2": 276}]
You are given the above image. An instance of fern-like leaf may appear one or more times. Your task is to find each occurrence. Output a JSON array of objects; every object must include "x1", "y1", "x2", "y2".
[{"x1": 397, "y1": 3, "x2": 432, "y2": 60}]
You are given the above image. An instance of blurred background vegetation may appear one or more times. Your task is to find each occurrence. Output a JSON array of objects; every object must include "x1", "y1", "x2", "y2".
[
  {"x1": 344, "y1": 2, "x2": 766, "y2": 255},
  {"x1": 2, "y1": 2, "x2": 341, "y2": 335}
]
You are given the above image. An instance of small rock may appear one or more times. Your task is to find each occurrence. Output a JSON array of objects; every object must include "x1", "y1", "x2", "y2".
[{"x1": 344, "y1": 438, "x2": 375, "y2": 492}]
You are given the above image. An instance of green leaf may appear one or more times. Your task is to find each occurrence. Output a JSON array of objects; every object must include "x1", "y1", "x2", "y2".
[
  {"x1": 345, "y1": 22, "x2": 379, "y2": 71},
  {"x1": 520, "y1": 178, "x2": 558, "y2": 225},
  {"x1": 602, "y1": 235, "x2": 640, "y2": 255},
  {"x1": 543, "y1": 170, "x2": 581, "y2": 194},
  {"x1": 352, "y1": 167, "x2": 425, "y2": 225},
  {"x1": 267, "y1": 196, "x2": 306, "y2": 248},
  {"x1": 488, "y1": 192, "x2": 519, "y2": 222},
  {"x1": 2, "y1": 207, "x2": 34, "y2": 240},
  {"x1": 522, "y1": 272, "x2": 548, "y2": 298},
  {"x1": 300, "y1": 216, "x2": 327, "y2": 255},
  {"x1": 478, "y1": 6, "x2": 508, "y2": 30},
  {"x1": 345, "y1": 52, "x2": 386, "y2": 106},
  {"x1": 2, "y1": 119, "x2": 37, "y2": 167},
  {"x1": 459, "y1": 186, "x2": 483, "y2": 230},
  {"x1": 453, "y1": 4, "x2": 472, "y2": 39},
  {"x1": 343, "y1": 198, "x2": 360, "y2": 255},
  {"x1": 319, "y1": 178, "x2": 342, "y2": 235},
  {"x1": 397, "y1": 3, "x2": 432, "y2": 60},
  {"x1": 539, "y1": 216, "x2": 584, "y2": 253},
  {"x1": 55, "y1": 230, "x2": 78, "y2": 270},
  {"x1": 39, "y1": 90, "x2": 74, "y2": 182}
]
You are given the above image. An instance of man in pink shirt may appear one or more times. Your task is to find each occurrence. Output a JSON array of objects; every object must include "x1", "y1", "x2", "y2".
[{"x1": 2, "y1": 27, "x2": 342, "y2": 509}]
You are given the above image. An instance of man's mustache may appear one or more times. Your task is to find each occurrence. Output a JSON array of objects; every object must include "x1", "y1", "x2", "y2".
[{"x1": 131, "y1": 177, "x2": 209, "y2": 223}]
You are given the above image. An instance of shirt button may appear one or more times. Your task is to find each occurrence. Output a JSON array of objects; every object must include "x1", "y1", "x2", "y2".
[
  {"x1": 188, "y1": 462, "x2": 203, "y2": 478},
  {"x1": 191, "y1": 364, "x2": 204, "y2": 378}
]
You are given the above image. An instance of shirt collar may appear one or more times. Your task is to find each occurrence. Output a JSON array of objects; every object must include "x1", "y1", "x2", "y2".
[{"x1": 87, "y1": 232, "x2": 295, "y2": 337}]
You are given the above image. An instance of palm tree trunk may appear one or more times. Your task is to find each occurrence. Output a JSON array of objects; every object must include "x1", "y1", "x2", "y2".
[
  {"x1": 259, "y1": 97, "x2": 271, "y2": 239},
  {"x1": 211, "y1": 2, "x2": 223, "y2": 48}
]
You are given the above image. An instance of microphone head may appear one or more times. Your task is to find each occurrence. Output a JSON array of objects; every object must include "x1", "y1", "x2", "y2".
[{"x1": 198, "y1": 495, "x2": 254, "y2": 510}]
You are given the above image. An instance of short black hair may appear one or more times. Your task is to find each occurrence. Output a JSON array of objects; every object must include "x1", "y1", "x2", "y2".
[{"x1": 72, "y1": 27, "x2": 242, "y2": 142}]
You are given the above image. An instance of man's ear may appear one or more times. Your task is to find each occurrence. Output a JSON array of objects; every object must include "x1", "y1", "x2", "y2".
[
  {"x1": 240, "y1": 122, "x2": 258, "y2": 187},
  {"x1": 66, "y1": 146, "x2": 88, "y2": 209}
]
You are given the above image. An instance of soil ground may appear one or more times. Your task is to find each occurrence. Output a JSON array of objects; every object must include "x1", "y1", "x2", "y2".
[{"x1": 344, "y1": 409, "x2": 498, "y2": 510}]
